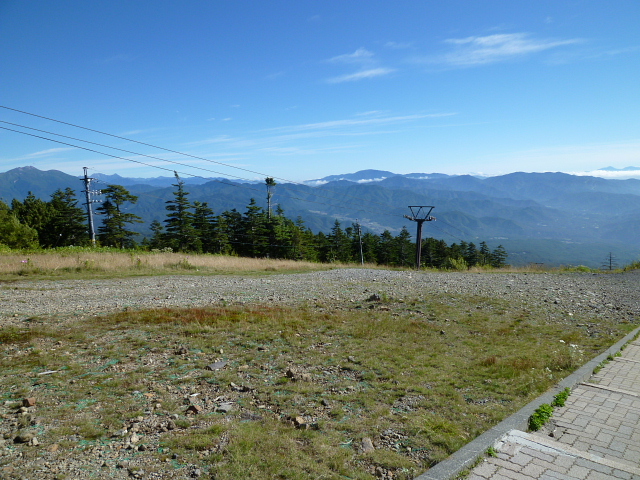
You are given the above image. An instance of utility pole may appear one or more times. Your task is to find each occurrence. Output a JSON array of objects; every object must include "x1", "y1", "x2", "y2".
[
  {"x1": 356, "y1": 219, "x2": 364, "y2": 266},
  {"x1": 265, "y1": 177, "x2": 276, "y2": 220},
  {"x1": 602, "y1": 252, "x2": 618, "y2": 271},
  {"x1": 81, "y1": 167, "x2": 101, "y2": 246},
  {"x1": 404, "y1": 206, "x2": 436, "y2": 269}
]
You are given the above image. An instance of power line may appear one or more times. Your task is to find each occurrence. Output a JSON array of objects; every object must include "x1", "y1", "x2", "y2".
[
  {"x1": 0, "y1": 125, "x2": 398, "y2": 220},
  {"x1": 0, "y1": 105, "x2": 407, "y2": 213},
  {"x1": 1, "y1": 105, "x2": 481, "y2": 243},
  {"x1": 1, "y1": 118, "x2": 404, "y2": 219}
]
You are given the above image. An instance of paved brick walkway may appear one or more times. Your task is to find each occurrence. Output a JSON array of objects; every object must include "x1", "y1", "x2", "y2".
[{"x1": 467, "y1": 340, "x2": 640, "y2": 480}]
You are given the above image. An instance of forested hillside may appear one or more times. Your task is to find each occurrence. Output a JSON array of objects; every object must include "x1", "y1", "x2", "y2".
[{"x1": 1, "y1": 166, "x2": 639, "y2": 267}]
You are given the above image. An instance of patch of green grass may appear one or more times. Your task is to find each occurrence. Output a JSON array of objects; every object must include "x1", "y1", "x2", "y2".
[{"x1": 0, "y1": 289, "x2": 634, "y2": 479}]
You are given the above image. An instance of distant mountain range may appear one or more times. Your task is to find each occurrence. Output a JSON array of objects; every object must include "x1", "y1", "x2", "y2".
[{"x1": 1, "y1": 166, "x2": 639, "y2": 268}]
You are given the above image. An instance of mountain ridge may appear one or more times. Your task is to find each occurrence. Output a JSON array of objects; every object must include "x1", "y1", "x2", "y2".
[{"x1": 1, "y1": 166, "x2": 639, "y2": 267}]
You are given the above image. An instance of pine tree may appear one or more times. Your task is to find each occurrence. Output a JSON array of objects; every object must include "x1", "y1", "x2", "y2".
[
  {"x1": 164, "y1": 172, "x2": 198, "y2": 252},
  {"x1": 478, "y1": 241, "x2": 492, "y2": 266},
  {"x1": 96, "y1": 185, "x2": 143, "y2": 249},
  {"x1": 242, "y1": 198, "x2": 268, "y2": 257},
  {"x1": 148, "y1": 220, "x2": 165, "y2": 250},
  {"x1": 393, "y1": 227, "x2": 413, "y2": 267},
  {"x1": 490, "y1": 245, "x2": 508, "y2": 268},
  {"x1": 42, "y1": 188, "x2": 89, "y2": 247},
  {"x1": 328, "y1": 220, "x2": 351, "y2": 262},
  {"x1": 193, "y1": 201, "x2": 216, "y2": 253}
]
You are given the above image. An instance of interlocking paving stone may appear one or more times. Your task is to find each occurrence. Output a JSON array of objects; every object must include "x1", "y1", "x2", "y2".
[{"x1": 456, "y1": 329, "x2": 640, "y2": 480}]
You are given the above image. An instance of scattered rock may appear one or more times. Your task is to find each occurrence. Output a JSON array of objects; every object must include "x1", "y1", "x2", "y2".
[
  {"x1": 216, "y1": 403, "x2": 234, "y2": 413},
  {"x1": 361, "y1": 437, "x2": 375, "y2": 453},
  {"x1": 206, "y1": 361, "x2": 227, "y2": 371},
  {"x1": 14, "y1": 432, "x2": 34, "y2": 444}
]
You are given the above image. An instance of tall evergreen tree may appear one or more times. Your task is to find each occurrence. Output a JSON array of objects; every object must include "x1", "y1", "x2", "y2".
[
  {"x1": 193, "y1": 201, "x2": 216, "y2": 253},
  {"x1": 327, "y1": 220, "x2": 351, "y2": 262},
  {"x1": 392, "y1": 227, "x2": 413, "y2": 266},
  {"x1": 41, "y1": 188, "x2": 89, "y2": 247},
  {"x1": 164, "y1": 172, "x2": 198, "y2": 252},
  {"x1": 478, "y1": 241, "x2": 492, "y2": 266},
  {"x1": 490, "y1": 245, "x2": 508, "y2": 268},
  {"x1": 96, "y1": 185, "x2": 143, "y2": 248},
  {"x1": 241, "y1": 199, "x2": 269, "y2": 257},
  {"x1": 148, "y1": 220, "x2": 165, "y2": 250}
]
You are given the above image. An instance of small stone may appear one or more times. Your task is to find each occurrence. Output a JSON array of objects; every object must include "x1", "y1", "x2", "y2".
[
  {"x1": 293, "y1": 416, "x2": 307, "y2": 428},
  {"x1": 216, "y1": 403, "x2": 233, "y2": 413},
  {"x1": 321, "y1": 399, "x2": 330, "y2": 407},
  {"x1": 206, "y1": 361, "x2": 227, "y2": 371},
  {"x1": 129, "y1": 433, "x2": 140, "y2": 444},
  {"x1": 362, "y1": 437, "x2": 375, "y2": 453},
  {"x1": 14, "y1": 432, "x2": 34, "y2": 444},
  {"x1": 30, "y1": 437, "x2": 39, "y2": 446}
]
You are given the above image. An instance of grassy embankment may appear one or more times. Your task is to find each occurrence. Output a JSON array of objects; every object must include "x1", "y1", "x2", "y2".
[
  {"x1": 1, "y1": 250, "x2": 637, "y2": 478},
  {"x1": 2, "y1": 247, "x2": 636, "y2": 281}
]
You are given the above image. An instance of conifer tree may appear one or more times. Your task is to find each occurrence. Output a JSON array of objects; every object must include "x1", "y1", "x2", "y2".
[
  {"x1": 96, "y1": 185, "x2": 143, "y2": 248},
  {"x1": 41, "y1": 188, "x2": 89, "y2": 247},
  {"x1": 164, "y1": 172, "x2": 198, "y2": 252}
]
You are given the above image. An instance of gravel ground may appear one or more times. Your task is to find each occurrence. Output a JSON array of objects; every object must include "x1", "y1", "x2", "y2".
[
  {"x1": 1, "y1": 268, "x2": 639, "y2": 480},
  {"x1": 1, "y1": 268, "x2": 640, "y2": 322}
]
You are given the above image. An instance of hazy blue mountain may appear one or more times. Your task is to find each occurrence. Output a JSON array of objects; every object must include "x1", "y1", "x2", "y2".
[
  {"x1": 305, "y1": 169, "x2": 399, "y2": 185},
  {"x1": 2, "y1": 166, "x2": 639, "y2": 267},
  {"x1": 92, "y1": 172, "x2": 257, "y2": 187},
  {"x1": 0, "y1": 166, "x2": 81, "y2": 202}
]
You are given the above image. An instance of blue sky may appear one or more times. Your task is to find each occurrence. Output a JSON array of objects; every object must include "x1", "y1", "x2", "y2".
[{"x1": 1, "y1": 1, "x2": 639, "y2": 181}]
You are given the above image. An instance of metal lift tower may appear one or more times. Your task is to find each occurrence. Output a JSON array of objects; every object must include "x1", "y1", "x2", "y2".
[{"x1": 404, "y1": 206, "x2": 436, "y2": 269}]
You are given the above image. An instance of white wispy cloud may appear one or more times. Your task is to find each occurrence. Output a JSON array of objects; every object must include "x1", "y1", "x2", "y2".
[
  {"x1": 571, "y1": 169, "x2": 640, "y2": 179},
  {"x1": 326, "y1": 67, "x2": 396, "y2": 84},
  {"x1": 327, "y1": 48, "x2": 375, "y2": 64},
  {"x1": 384, "y1": 41, "x2": 413, "y2": 50},
  {"x1": 429, "y1": 33, "x2": 582, "y2": 67},
  {"x1": 25, "y1": 147, "x2": 75, "y2": 158},
  {"x1": 325, "y1": 48, "x2": 395, "y2": 83},
  {"x1": 262, "y1": 112, "x2": 456, "y2": 133}
]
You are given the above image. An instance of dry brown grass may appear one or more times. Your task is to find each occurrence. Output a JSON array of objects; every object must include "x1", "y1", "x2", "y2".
[{"x1": 0, "y1": 250, "x2": 366, "y2": 279}]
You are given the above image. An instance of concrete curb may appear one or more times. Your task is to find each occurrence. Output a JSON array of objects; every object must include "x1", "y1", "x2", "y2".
[{"x1": 414, "y1": 326, "x2": 640, "y2": 480}]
